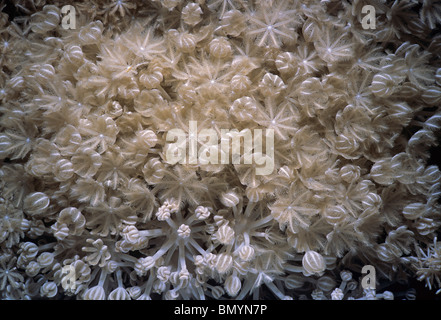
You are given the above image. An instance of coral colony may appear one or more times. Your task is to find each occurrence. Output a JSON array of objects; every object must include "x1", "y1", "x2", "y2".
[{"x1": 0, "y1": 0, "x2": 441, "y2": 300}]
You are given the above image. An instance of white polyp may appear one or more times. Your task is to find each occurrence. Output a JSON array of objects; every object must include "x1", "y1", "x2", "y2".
[{"x1": 177, "y1": 224, "x2": 191, "y2": 238}]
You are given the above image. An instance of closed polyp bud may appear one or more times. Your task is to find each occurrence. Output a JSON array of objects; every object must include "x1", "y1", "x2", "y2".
[
  {"x1": 224, "y1": 275, "x2": 241, "y2": 297},
  {"x1": 335, "y1": 134, "x2": 359, "y2": 155},
  {"x1": 382, "y1": 291, "x2": 394, "y2": 300},
  {"x1": 215, "y1": 225, "x2": 235, "y2": 244},
  {"x1": 362, "y1": 193, "x2": 382, "y2": 210},
  {"x1": 164, "y1": 290, "x2": 179, "y2": 300},
  {"x1": 30, "y1": 5, "x2": 60, "y2": 34},
  {"x1": 163, "y1": 198, "x2": 180, "y2": 212},
  {"x1": 35, "y1": 64, "x2": 55, "y2": 83},
  {"x1": 157, "y1": 266, "x2": 171, "y2": 282},
  {"x1": 108, "y1": 287, "x2": 131, "y2": 300},
  {"x1": 213, "y1": 215, "x2": 227, "y2": 226},
  {"x1": 402, "y1": 203, "x2": 425, "y2": 220},
  {"x1": 105, "y1": 260, "x2": 118, "y2": 273},
  {"x1": 302, "y1": 19, "x2": 318, "y2": 42},
  {"x1": 83, "y1": 285, "x2": 106, "y2": 300},
  {"x1": 238, "y1": 245, "x2": 255, "y2": 261},
  {"x1": 127, "y1": 286, "x2": 142, "y2": 299},
  {"x1": 302, "y1": 251, "x2": 326, "y2": 276},
  {"x1": 163, "y1": 0, "x2": 180, "y2": 10},
  {"x1": 285, "y1": 274, "x2": 305, "y2": 289},
  {"x1": 182, "y1": 3, "x2": 203, "y2": 26},
  {"x1": 142, "y1": 158, "x2": 165, "y2": 184},
  {"x1": 177, "y1": 224, "x2": 191, "y2": 238},
  {"x1": 179, "y1": 268, "x2": 190, "y2": 285},
  {"x1": 205, "y1": 253, "x2": 217, "y2": 268},
  {"x1": 139, "y1": 69, "x2": 163, "y2": 89},
  {"x1": 331, "y1": 288, "x2": 344, "y2": 300},
  {"x1": 317, "y1": 276, "x2": 337, "y2": 292},
  {"x1": 64, "y1": 45, "x2": 84, "y2": 65},
  {"x1": 38, "y1": 252, "x2": 54, "y2": 268},
  {"x1": 220, "y1": 10, "x2": 246, "y2": 37},
  {"x1": 370, "y1": 73, "x2": 396, "y2": 97},
  {"x1": 215, "y1": 253, "x2": 233, "y2": 274},
  {"x1": 325, "y1": 205, "x2": 346, "y2": 225},
  {"x1": 108, "y1": 101, "x2": 123, "y2": 118},
  {"x1": 135, "y1": 257, "x2": 156, "y2": 276},
  {"x1": 123, "y1": 225, "x2": 139, "y2": 244},
  {"x1": 19, "y1": 242, "x2": 39, "y2": 261},
  {"x1": 211, "y1": 286, "x2": 225, "y2": 299},
  {"x1": 78, "y1": 21, "x2": 103, "y2": 45},
  {"x1": 59, "y1": 207, "x2": 85, "y2": 230},
  {"x1": 230, "y1": 74, "x2": 251, "y2": 93},
  {"x1": 311, "y1": 289, "x2": 326, "y2": 300},
  {"x1": 370, "y1": 161, "x2": 395, "y2": 185},
  {"x1": 52, "y1": 222, "x2": 69, "y2": 240},
  {"x1": 220, "y1": 190, "x2": 240, "y2": 208},
  {"x1": 340, "y1": 270, "x2": 352, "y2": 282},
  {"x1": 422, "y1": 86, "x2": 441, "y2": 105},
  {"x1": 137, "y1": 129, "x2": 157, "y2": 148},
  {"x1": 230, "y1": 97, "x2": 256, "y2": 122},
  {"x1": 376, "y1": 243, "x2": 399, "y2": 262},
  {"x1": 24, "y1": 192, "x2": 50, "y2": 216},
  {"x1": 71, "y1": 147, "x2": 102, "y2": 178},
  {"x1": 209, "y1": 37, "x2": 232, "y2": 59},
  {"x1": 275, "y1": 52, "x2": 298, "y2": 75},
  {"x1": 40, "y1": 282, "x2": 58, "y2": 298},
  {"x1": 153, "y1": 279, "x2": 167, "y2": 293},
  {"x1": 195, "y1": 206, "x2": 211, "y2": 220},
  {"x1": 259, "y1": 73, "x2": 286, "y2": 96},
  {"x1": 347, "y1": 280, "x2": 358, "y2": 291},
  {"x1": 176, "y1": 32, "x2": 196, "y2": 53},
  {"x1": 26, "y1": 261, "x2": 41, "y2": 277},
  {"x1": 178, "y1": 83, "x2": 197, "y2": 105},
  {"x1": 156, "y1": 208, "x2": 171, "y2": 221},
  {"x1": 339, "y1": 164, "x2": 360, "y2": 183},
  {"x1": 399, "y1": 82, "x2": 419, "y2": 98},
  {"x1": 54, "y1": 159, "x2": 74, "y2": 181}
]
